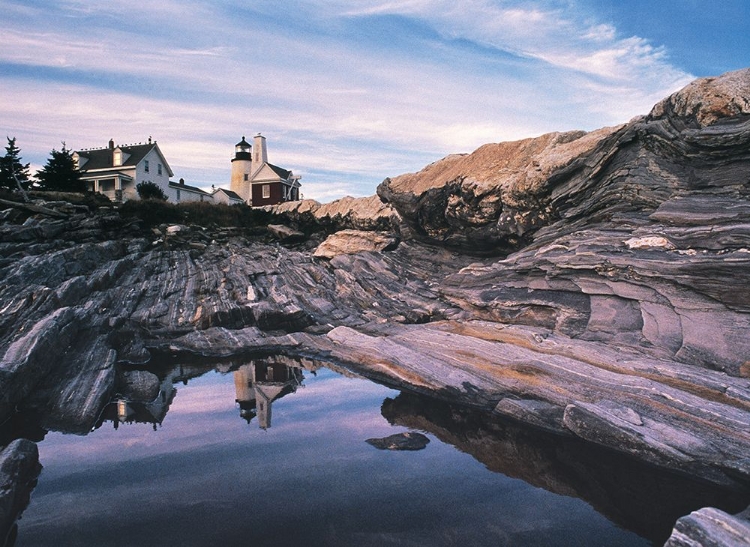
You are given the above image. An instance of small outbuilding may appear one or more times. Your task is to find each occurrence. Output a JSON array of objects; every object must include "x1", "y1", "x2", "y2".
[{"x1": 211, "y1": 187, "x2": 245, "y2": 205}]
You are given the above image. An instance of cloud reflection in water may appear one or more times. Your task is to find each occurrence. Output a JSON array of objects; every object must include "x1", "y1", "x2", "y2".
[{"x1": 18, "y1": 365, "x2": 647, "y2": 547}]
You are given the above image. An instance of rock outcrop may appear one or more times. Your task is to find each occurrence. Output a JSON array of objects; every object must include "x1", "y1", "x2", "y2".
[
  {"x1": 1, "y1": 68, "x2": 750, "y2": 546},
  {"x1": 664, "y1": 507, "x2": 750, "y2": 546},
  {"x1": 0, "y1": 439, "x2": 41, "y2": 546},
  {"x1": 378, "y1": 68, "x2": 750, "y2": 257},
  {"x1": 378, "y1": 126, "x2": 621, "y2": 253}
]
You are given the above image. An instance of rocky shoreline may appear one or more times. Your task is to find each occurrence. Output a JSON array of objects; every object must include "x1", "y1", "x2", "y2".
[{"x1": 2, "y1": 68, "x2": 750, "y2": 545}]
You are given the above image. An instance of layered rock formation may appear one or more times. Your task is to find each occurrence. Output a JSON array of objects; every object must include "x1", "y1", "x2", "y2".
[
  {"x1": 0, "y1": 439, "x2": 41, "y2": 546},
  {"x1": 2, "y1": 68, "x2": 750, "y2": 544}
]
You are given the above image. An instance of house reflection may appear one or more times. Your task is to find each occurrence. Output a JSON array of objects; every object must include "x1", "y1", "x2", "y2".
[
  {"x1": 109, "y1": 374, "x2": 177, "y2": 431},
  {"x1": 234, "y1": 361, "x2": 303, "y2": 429},
  {"x1": 96, "y1": 359, "x2": 308, "y2": 431},
  {"x1": 99, "y1": 366, "x2": 197, "y2": 431}
]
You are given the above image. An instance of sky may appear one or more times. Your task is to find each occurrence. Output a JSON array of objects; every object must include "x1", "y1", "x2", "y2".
[{"x1": 1, "y1": 0, "x2": 748, "y2": 202}]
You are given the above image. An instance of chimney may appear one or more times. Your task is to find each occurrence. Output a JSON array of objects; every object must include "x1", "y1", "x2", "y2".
[
  {"x1": 109, "y1": 139, "x2": 114, "y2": 150},
  {"x1": 253, "y1": 133, "x2": 268, "y2": 164}
]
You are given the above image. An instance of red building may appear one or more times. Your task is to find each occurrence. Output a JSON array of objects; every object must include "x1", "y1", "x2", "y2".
[{"x1": 229, "y1": 134, "x2": 301, "y2": 206}]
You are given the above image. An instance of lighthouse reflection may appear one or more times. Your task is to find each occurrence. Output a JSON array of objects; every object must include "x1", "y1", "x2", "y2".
[
  {"x1": 101, "y1": 358, "x2": 307, "y2": 431},
  {"x1": 233, "y1": 360, "x2": 304, "y2": 429}
]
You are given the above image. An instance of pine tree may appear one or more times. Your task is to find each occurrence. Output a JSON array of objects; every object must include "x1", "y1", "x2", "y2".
[
  {"x1": 36, "y1": 142, "x2": 85, "y2": 193},
  {"x1": 0, "y1": 137, "x2": 31, "y2": 190}
]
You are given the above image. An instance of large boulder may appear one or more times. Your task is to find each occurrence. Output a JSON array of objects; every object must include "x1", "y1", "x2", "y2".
[
  {"x1": 313, "y1": 229, "x2": 399, "y2": 259},
  {"x1": 377, "y1": 126, "x2": 621, "y2": 253}
]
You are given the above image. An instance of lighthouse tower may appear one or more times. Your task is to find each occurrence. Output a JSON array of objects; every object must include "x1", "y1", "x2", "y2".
[{"x1": 230, "y1": 136, "x2": 253, "y2": 202}]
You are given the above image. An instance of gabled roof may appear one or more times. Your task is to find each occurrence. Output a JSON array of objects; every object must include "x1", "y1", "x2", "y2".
[
  {"x1": 76, "y1": 141, "x2": 174, "y2": 177},
  {"x1": 267, "y1": 163, "x2": 292, "y2": 179},
  {"x1": 169, "y1": 180, "x2": 211, "y2": 195},
  {"x1": 213, "y1": 188, "x2": 244, "y2": 201},
  {"x1": 77, "y1": 143, "x2": 153, "y2": 170}
]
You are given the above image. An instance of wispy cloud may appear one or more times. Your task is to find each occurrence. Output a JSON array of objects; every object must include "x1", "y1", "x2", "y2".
[{"x1": 0, "y1": 0, "x2": 698, "y2": 200}]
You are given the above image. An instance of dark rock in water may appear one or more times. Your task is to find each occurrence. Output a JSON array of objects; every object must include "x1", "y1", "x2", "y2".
[
  {"x1": 118, "y1": 370, "x2": 161, "y2": 402},
  {"x1": 365, "y1": 431, "x2": 430, "y2": 451},
  {"x1": 0, "y1": 439, "x2": 42, "y2": 546}
]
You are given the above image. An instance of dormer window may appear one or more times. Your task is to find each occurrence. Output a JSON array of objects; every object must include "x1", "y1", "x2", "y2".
[
  {"x1": 144, "y1": 160, "x2": 149, "y2": 173},
  {"x1": 113, "y1": 150, "x2": 122, "y2": 166}
]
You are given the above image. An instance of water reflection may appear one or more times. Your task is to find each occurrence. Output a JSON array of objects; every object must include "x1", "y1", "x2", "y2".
[
  {"x1": 109, "y1": 375, "x2": 176, "y2": 430},
  {"x1": 379, "y1": 391, "x2": 750, "y2": 544},
  {"x1": 93, "y1": 358, "x2": 310, "y2": 432},
  {"x1": 4, "y1": 355, "x2": 749, "y2": 546},
  {"x1": 234, "y1": 362, "x2": 304, "y2": 429}
]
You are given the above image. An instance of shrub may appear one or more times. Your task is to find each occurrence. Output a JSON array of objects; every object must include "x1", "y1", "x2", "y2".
[
  {"x1": 118, "y1": 199, "x2": 273, "y2": 231},
  {"x1": 120, "y1": 199, "x2": 183, "y2": 227},
  {"x1": 136, "y1": 181, "x2": 168, "y2": 201}
]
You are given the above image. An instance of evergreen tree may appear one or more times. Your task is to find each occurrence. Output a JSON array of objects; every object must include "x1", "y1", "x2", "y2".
[
  {"x1": 36, "y1": 142, "x2": 85, "y2": 192},
  {"x1": 0, "y1": 137, "x2": 31, "y2": 190}
]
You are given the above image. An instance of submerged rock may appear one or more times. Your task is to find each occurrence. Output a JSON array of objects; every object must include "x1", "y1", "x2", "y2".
[{"x1": 365, "y1": 431, "x2": 430, "y2": 451}]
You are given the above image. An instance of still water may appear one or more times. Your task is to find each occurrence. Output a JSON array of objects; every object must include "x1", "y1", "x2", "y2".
[{"x1": 11, "y1": 358, "x2": 739, "y2": 546}]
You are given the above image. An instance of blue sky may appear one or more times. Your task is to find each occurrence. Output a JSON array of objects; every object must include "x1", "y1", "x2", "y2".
[{"x1": 1, "y1": 0, "x2": 748, "y2": 202}]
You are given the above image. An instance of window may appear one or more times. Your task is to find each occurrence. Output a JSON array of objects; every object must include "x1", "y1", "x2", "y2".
[
  {"x1": 262, "y1": 184, "x2": 270, "y2": 199},
  {"x1": 113, "y1": 150, "x2": 122, "y2": 166},
  {"x1": 144, "y1": 160, "x2": 149, "y2": 172},
  {"x1": 158, "y1": 163, "x2": 162, "y2": 176},
  {"x1": 243, "y1": 173, "x2": 249, "y2": 182}
]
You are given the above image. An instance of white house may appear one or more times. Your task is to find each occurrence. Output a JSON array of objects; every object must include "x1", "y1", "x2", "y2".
[
  {"x1": 211, "y1": 187, "x2": 245, "y2": 205},
  {"x1": 230, "y1": 134, "x2": 301, "y2": 207},
  {"x1": 74, "y1": 138, "x2": 173, "y2": 202},
  {"x1": 166, "y1": 178, "x2": 212, "y2": 203}
]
